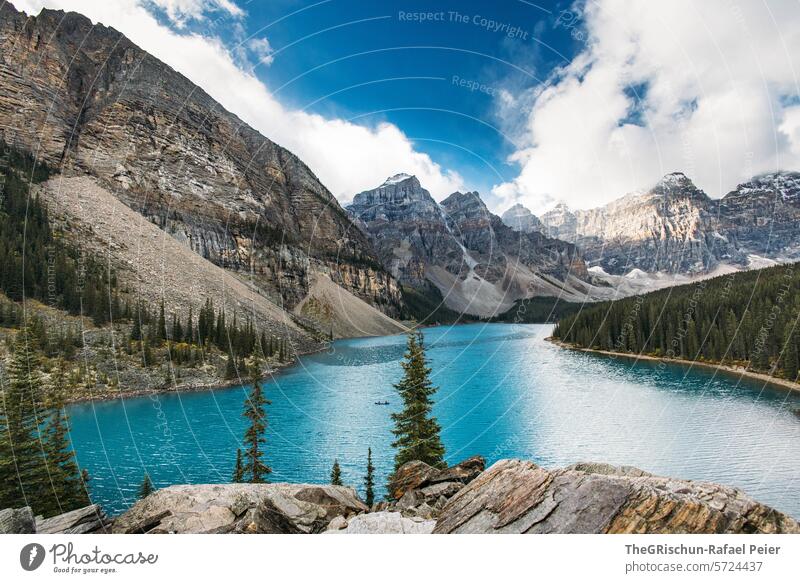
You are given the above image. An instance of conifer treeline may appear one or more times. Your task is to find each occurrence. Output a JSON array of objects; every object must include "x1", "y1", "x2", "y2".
[
  {"x1": 0, "y1": 141, "x2": 121, "y2": 325},
  {"x1": 127, "y1": 298, "x2": 290, "y2": 372},
  {"x1": 553, "y1": 264, "x2": 800, "y2": 381}
]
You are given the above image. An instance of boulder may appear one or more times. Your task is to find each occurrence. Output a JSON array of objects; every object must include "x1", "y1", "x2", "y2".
[
  {"x1": 36, "y1": 505, "x2": 110, "y2": 534},
  {"x1": 327, "y1": 515, "x2": 348, "y2": 530},
  {"x1": 428, "y1": 456, "x2": 485, "y2": 485},
  {"x1": 0, "y1": 507, "x2": 36, "y2": 534},
  {"x1": 434, "y1": 460, "x2": 800, "y2": 534},
  {"x1": 388, "y1": 460, "x2": 439, "y2": 500},
  {"x1": 419, "y1": 481, "x2": 464, "y2": 501},
  {"x1": 325, "y1": 511, "x2": 436, "y2": 534},
  {"x1": 113, "y1": 483, "x2": 368, "y2": 534},
  {"x1": 388, "y1": 457, "x2": 484, "y2": 501}
]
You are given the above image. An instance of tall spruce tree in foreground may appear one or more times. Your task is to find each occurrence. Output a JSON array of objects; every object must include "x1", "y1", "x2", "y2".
[
  {"x1": 363, "y1": 447, "x2": 375, "y2": 507},
  {"x1": 390, "y1": 330, "x2": 446, "y2": 477},
  {"x1": 240, "y1": 362, "x2": 271, "y2": 483},
  {"x1": 330, "y1": 459, "x2": 342, "y2": 486}
]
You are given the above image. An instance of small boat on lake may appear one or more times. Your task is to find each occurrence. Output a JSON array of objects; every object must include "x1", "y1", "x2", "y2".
[{"x1": 374, "y1": 401, "x2": 390, "y2": 405}]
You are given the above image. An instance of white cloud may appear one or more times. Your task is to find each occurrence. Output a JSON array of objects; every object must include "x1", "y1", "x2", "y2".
[
  {"x1": 14, "y1": 0, "x2": 463, "y2": 201},
  {"x1": 247, "y1": 37, "x2": 273, "y2": 66},
  {"x1": 494, "y1": 0, "x2": 800, "y2": 214},
  {"x1": 149, "y1": 0, "x2": 244, "y2": 27}
]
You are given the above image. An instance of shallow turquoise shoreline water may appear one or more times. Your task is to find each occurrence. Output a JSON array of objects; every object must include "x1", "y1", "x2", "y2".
[{"x1": 67, "y1": 323, "x2": 800, "y2": 517}]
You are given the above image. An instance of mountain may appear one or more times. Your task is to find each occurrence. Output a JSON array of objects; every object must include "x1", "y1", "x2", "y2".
[
  {"x1": 0, "y1": 2, "x2": 404, "y2": 338},
  {"x1": 500, "y1": 203, "x2": 543, "y2": 233},
  {"x1": 503, "y1": 171, "x2": 800, "y2": 281},
  {"x1": 346, "y1": 174, "x2": 458, "y2": 287},
  {"x1": 718, "y1": 172, "x2": 800, "y2": 262},
  {"x1": 348, "y1": 175, "x2": 596, "y2": 317}
]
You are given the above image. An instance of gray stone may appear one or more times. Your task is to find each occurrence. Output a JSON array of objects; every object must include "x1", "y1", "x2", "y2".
[
  {"x1": 388, "y1": 460, "x2": 439, "y2": 500},
  {"x1": 0, "y1": 507, "x2": 36, "y2": 534},
  {"x1": 113, "y1": 483, "x2": 368, "y2": 534},
  {"x1": 327, "y1": 515, "x2": 348, "y2": 530},
  {"x1": 428, "y1": 456, "x2": 485, "y2": 486},
  {"x1": 326, "y1": 511, "x2": 435, "y2": 534},
  {"x1": 36, "y1": 505, "x2": 109, "y2": 534},
  {"x1": 433, "y1": 459, "x2": 800, "y2": 534}
]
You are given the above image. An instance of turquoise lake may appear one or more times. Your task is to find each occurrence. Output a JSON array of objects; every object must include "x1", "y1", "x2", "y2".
[{"x1": 67, "y1": 323, "x2": 800, "y2": 517}]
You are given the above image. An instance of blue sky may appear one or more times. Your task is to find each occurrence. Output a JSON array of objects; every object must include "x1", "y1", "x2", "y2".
[
  {"x1": 160, "y1": 0, "x2": 581, "y2": 206},
  {"x1": 14, "y1": 1, "x2": 800, "y2": 213}
]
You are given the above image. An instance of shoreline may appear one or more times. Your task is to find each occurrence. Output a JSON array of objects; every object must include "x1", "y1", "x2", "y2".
[
  {"x1": 66, "y1": 347, "x2": 316, "y2": 405},
  {"x1": 546, "y1": 337, "x2": 800, "y2": 395}
]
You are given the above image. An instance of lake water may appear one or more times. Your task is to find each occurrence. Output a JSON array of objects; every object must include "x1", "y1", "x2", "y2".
[{"x1": 67, "y1": 323, "x2": 800, "y2": 517}]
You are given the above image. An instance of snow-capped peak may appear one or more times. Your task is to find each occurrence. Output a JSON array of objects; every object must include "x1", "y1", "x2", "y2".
[{"x1": 382, "y1": 173, "x2": 413, "y2": 186}]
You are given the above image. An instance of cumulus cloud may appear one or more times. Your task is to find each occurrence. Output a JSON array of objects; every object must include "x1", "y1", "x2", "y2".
[
  {"x1": 15, "y1": 0, "x2": 463, "y2": 200},
  {"x1": 149, "y1": 0, "x2": 244, "y2": 27},
  {"x1": 247, "y1": 37, "x2": 274, "y2": 67},
  {"x1": 493, "y1": 0, "x2": 800, "y2": 214}
]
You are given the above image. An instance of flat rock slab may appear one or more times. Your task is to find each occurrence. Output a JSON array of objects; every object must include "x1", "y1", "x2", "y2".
[
  {"x1": 434, "y1": 460, "x2": 800, "y2": 534},
  {"x1": 37, "y1": 504, "x2": 109, "y2": 534},
  {"x1": 325, "y1": 512, "x2": 436, "y2": 534}
]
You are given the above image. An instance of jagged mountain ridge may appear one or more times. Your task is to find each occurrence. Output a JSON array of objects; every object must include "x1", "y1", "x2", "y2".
[
  {"x1": 347, "y1": 175, "x2": 596, "y2": 317},
  {"x1": 503, "y1": 171, "x2": 800, "y2": 276},
  {"x1": 0, "y1": 3, "x2": 402, "y2": 323}
]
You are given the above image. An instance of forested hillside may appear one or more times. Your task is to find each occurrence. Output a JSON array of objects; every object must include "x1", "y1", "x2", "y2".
[{"x1": 553, "y1": 264, "x2": 800, "y2": 382}]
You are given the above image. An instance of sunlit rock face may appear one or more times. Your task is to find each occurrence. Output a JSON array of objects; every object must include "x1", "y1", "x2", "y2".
[
  {"x1": 504, "y1": 171, "x2": 800, "y2": 277},
  {"x1": 0, "y1": 2, "x2": 402, "y2": 316}
]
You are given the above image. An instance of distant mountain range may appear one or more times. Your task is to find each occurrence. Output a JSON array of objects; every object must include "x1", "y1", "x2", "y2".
[
  {"x1": 501, "y1": 171, "x2": 800, "y2": 280},
  {"x1": 347, "y1": 174, "x2": 598, "y2": 317}
]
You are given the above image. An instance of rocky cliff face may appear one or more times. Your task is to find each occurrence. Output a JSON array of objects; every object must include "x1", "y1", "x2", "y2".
[
  {"x1": 347, "y1": 174, "x2": 461, "y2": 287},
  {"x1": 718, "y1": 172, "x2": 800, "y2": 262},
  {"x1": 349, "y1": 176, "x2": 594, "y2": 317},
  {"x1": 504, "y1": 171, "x2": 800, "y2": 277},
  {"x1": 0, "y1": 3, "x2": 402, "y2": 316}
]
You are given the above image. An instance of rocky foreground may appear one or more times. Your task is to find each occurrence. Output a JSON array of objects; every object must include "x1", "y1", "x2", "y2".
[{"x1": 3, "y1": 458, "x2": 798, "y2": 534}]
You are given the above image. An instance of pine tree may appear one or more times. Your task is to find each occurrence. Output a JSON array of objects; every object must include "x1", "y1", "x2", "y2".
[
  {"x1": 157, "y1": 301, "x2": 167, "y2": 342},
  {"x1": 330, "y1": 459, "x2": 342, "y2": 486},
  {"x1": 2, "y1": 328, "x2": 52, "y2": 514},
  {"x1": 185, "y1": 305, "x2": 194, "y2": 344},
  {"x1": 171, "y1": 314, "x2": 182, "y2": 343},
  {"x1": 0, "y1": 388, "x2": 17, "y2": 510},
  {"x1": 781, "y1": 326, "x2": 799, "y2": 381},
  {"x1": 224, "y1": 351, "x2": 237, "y2": 379},
  {"x1": 363, "y1": 447, "x2": 375, "y2": 507},
  {"x1": 389, "y1": 330, "x2": 446, "y2": 480},
  {"x1": 138, "y1": 473, "x2": 154, "y2": 499},
  {"x1": 241, "y1": 363, "x2": 271, "y2": 483},
  {"x1": 130, "y1": 307, "x2": 142, "y2": 342},
  {"x1": 232, "y1": 448, "x2": 244, "y2": 483},
  {"x1": 41, "y1": 360, "x2": 89, "y2": 513}
]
